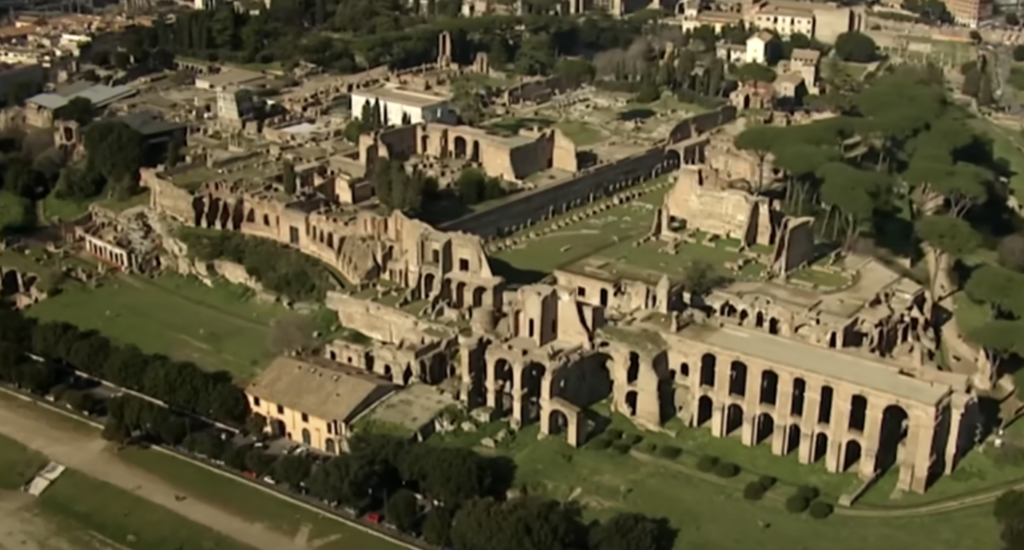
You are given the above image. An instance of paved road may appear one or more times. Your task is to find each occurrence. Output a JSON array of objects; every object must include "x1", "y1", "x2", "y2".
[{"x1": 0, "y1": 399, "x2": 306, "y2": 550}]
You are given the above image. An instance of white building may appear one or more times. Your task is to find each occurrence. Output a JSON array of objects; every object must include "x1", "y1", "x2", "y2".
[
  {"x1": 350, "y1": 85, "x2": 453, "y2": 126},
  {"x1": 745, "y1": 31, "x2": 774, "y2": 64}
]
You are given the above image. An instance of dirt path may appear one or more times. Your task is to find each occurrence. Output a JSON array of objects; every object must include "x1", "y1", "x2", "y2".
[
  {"x1": 0, "y1": 400, "x2": 305, "y2": 550},
  {"x1": 0, "y1": 492, "x2": 79, "y2": 550}
]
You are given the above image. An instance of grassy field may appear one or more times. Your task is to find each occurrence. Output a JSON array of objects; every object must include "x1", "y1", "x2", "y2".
[
  {"x1": 37, "y1": 470, "x2": 257, "y2": 550},
  {"x1": 41, "y1": 190, "x2": 151, "y2": 223},
  {"x1": 0, "y1": 190, "x2": 33, "y2": 234},
  {"x1": 0, "y1": 433, "x2": 46, "y2": 489},
  {"x1": 118, "y1": 448, "x2": 407, "y2": 550},
  {"x1": 449, "y1": 421, "x2": 1000, "y2": 550},
  {"x1": 27, "y1": 273, "x2": 288, "y2": 380}
]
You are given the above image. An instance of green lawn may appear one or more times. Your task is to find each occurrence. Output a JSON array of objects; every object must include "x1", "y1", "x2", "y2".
[
  {"x1": 0, "y1": 433, "x2": 46, "y2": 489},
  {"x1": 118, "y1": 448, "x2": 407, "y2": 550},
  {"x1": 456, "y1": 422, "x2": 999, "y2": 550},
  {"x1": 0, "y1": 190, "x2": 33, "y2": 234},
  {"x1": 37, "y1": 470, "x2": 257, "y2": 550},
  {"x1": 27, "y1": 273, "x2": 289, "y2": 380},
  {"x1": 555, "y1": 121, "x2": 605, "y2": 146}
]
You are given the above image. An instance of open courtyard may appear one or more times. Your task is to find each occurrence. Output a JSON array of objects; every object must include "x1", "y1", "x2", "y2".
[{"x1": 26, "y1": 273, "x2": 291, "y2": 381}]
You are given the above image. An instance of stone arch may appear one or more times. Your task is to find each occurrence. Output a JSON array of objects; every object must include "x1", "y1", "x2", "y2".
[
  {"x1": 739, "y1": 309, "x2": 750, "y2": 325},
  {"x1": 664, "y1": 148, "x2": 681, "y2": 168},
  {"x1": 548, "y1": 408, "x2": 569, "y2": 435},
  {"x1": 423, "y1": 272, "x2": 437, "y2": 297},
  {"x1": 627, "y1": 352, "x2": 640, "y2": 384},
  {"x1": 728, "y1": 360, "x2": 747, "y2": 397},
  {"x1": 599, "y1": 288, "x2": 609, "y2": 306},
  {"x1": 403, "y1": 365, "x2": 414, "y2": 385},
  {"x1": 769, "y1": 317, "x2": 781, "y2": 335},
  {"x1": 230, "y1": 200, "x2": 244, "y2": 229},
  {"x1": 325, "y1": 439, "x2": 337, "y2": 454},
  {"x1": 699, "y1": 353, "x2": 716, "y2": 387},
  {"x1": 326, "y1": 233, "x2": 335, "y2": 249},
  {"x1": 697, "y1": 395, "x2": 714, "y2": 426},
  {"x1": 755, "y1": 412, "x2": 774, "y2": 444},
  {"x1": 470, "y1": 140, "x2": 480, "y2": 162},
  {"x1": 204, "y1": 197, "x2": 220, "y2": 227},
  {"x1": 785, "y1": 424, "x2": 801, "y2": 455},
  {"x1": 455, "y1": 281, "x2": 468, "y2": 307},
  {"x1": 218, "y1": 200, "x2": 231, "y2": 229},
  {"x1": 245, "y1": 208, "x2": 255, "y2": 224},
  {"x1": 494, "y1": 358, "x2": 513, "y2": 389},
  {"x1": 720, "y1": 302, "x2": 737, "y2": 317},
  {"x1": 755, "y1": 311, "x2": 765, "y2": 328},
  {"x1": 791, "y1": 377, "x2": 806, "y2": 416},
  {"x1": 263, "y1": 213, "x2": 271, "y2": 226},
  {"x1": 364, "y1": 351, "x2": 375, "y2": 372},
  {"x1": 818, "y1": 385, "x2": 834, "y2": 425},
  {"x1": 524, "y1": 362, "x2": 546, "y2": 399},
  {"x1": 0, "y1": 270, "x2": 19, "y2": 294},
  {"x1": 454, "y1": 135, "x2": 468, "y2": 158},
  {"x1": 843, "y1": 439, "x2": 862, "y2": 471},
  {"x1": 876, "y1": 403, "x2": 909, "y2": 472},
  {"x1": 828, "y1": 331, "x2": 838, "y2": 348},
  {"x1": 725, "y1": 403, "x2": 744, "y2": 435},
  {"x1": 472, "y1": 286, "x2": 486, "y2": 307},
  {"x1": 384, "y1": 364, "x2": 394, "y2": 379},
  {"x1": 759, "y1": 369, "x2": 779, "y2": 406},
  {"x1": 679, "y1": 362, "x2": 690, "y2": 378},
  {"x1": 301, "y1": 428, "x2": 311, "y2": 446},
  {"x1": 190, "y1": 195, "x2": 205, "y2": 226},
  {"x1": 848, "y1": 394, "x2": 868, "y2": 432},
  {"x1": 813, "y1": 432, "x2": 829, "y2": 462},
  {"x1": 625, "y1": 390, "x2": 638, "y2": 416}
]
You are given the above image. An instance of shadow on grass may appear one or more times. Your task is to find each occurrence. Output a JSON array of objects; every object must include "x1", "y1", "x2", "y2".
[
  {"x1": 488, "y1": 257, "x2": 547, "y2": 286},
  {"x1": 618, "y1": 108, "x2": 656, "y2": 122}
]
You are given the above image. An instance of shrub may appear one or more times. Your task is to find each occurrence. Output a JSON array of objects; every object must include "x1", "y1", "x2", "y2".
[
  {"x1": 605, "y1": 428, "x2": 624, "y2": 440},
  {"x1": 796, "y1": 485, "x2": 820, "y2": 500},
  {"x1": 743, "y1": 481, "x2": 766, "y2": 501},
  {"x1": 758, "y1": 475, "x2": 777, "y2": 489},
  {"x1": 657, "y1": 445, "x2": 682, "y2": 459},
  {"x1": 808, "y1": 501, "x2": 834, "y2": 519},
  {"x1": 588, "y1": 437, "x2": 612, "y2": 450},
  {"x1": 785, "y1": 495, "x2": 810, "y2": 513},
  {"x1": 611, "y1": 442, "x2": 632, "y2": 454},
  {"x1": 696, "y1": 455, "x2": 719, "y2": 472},
  {"x1": 637, "y1": 441, "x2": 657, "y2": 453},
  {"x1": 622, "y1": 433, "x2": 643, "y2": 446},
  {"x1": 713, "y1": 461, "x2": 740, "y2": 478}
]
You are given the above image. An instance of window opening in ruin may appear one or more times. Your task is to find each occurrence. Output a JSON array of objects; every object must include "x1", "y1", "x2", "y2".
[
  {"x1": 848, "y1": 395, "x2": 868, "y2": 432},
  {"x1": 459, "y1": 258, "x2": 470, "y2": 271},
  {"x1": 725, "y1": 403, "x2": 744, "y2": 435},
  {"x1": 755, "y1": 413, "x2": 774, "y2": 444},
  {"x1": 817, "y1": 386, "x2": 834, "y2": 424},
  {"x1": 301, "y1": 413, "x2": 309, "y2": 423},
  {"x1": 728, "y1": 361, "x2": 748, "y2": 397},
  {"x1": 785, "y1": 425, "x2": 801, "y2": 455},
  {"x1": 528, "y1": 319, "x2": 535, "y2": 337},
  {"x1": 625, "y1": 391, "x2": 638, "y2": 416},
  {"x1": 329, "y1": 351, "x2": 337, "y2": 360},
  {"x1": 289, "y1": 226, "x2": 300, "y2": 245},
  {"x1": 253, "y1": 397, "x2": 261, "y2": 407},
  {"x1": 843, "y1": 440, "x2": 862, "y2": 471},
  {"x1": 578, "y1": 286, "x2": 586, "y2": 297},
  {"x1": 877, "y1": 404, "x2": 910, "y2": 472},
  {"x1": 627, "y1": 352, "x2": 640, "y2": 384},
  {"x1": 599, "y1": 288, "x2": 609, "y2": 307},
  {"x1": 276, "y1": 405, "x2": 284, "y2": 415},
  {"x1": 828, "y1": 331, "x2": 838, "y2": 349},
  {"x1": 697, "y1": 395, "x2": 713, "y2": 425},
  {"x1": 759, "y1": 370, "x2": 778, "y2": 405},
  {"x1": 791, "y1": 378, "x2": 806, "y2": 417},
  {"x1": 699, "y1": 354, "x2": 716, "y2": 387},
  {"x1": 301, "y1": 428, "x2": 311, "y2": 445},
  {"x1": 813, "y1": 433, "x2": 829, "y2": 462},
  {"x1": 679, "y1": 363, "x2": 690, "y2": 378},
  {"x1": 432, "y1": 249, "x2": 440, "y2": 264},
  {"x1": 769, "y1": 317, "x2": 781, "y2": 335}
]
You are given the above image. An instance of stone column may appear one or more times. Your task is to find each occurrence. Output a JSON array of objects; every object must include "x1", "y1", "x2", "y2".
[
  {"x1": 709, "y1": 397, "x2": 726, "y2": 437},
  {"x1": 458, "y1": 336, "x2": 474, "y2": 399},
  {"x1": 826, "y1": 390, "x2": 852, "y2": 473},
  {"x1": 709, "y1": 357, "x2": 731, "y2": 438},
  {"x1": 858, "y1": 403, "x2": 884, "y2": 479},
  {"x1": 798, "y1": 381, "x2": 821, "y2": 464},
  {"x1": 771, "y1": 372, "x2": 793, "y2": 455},
  {"x1": 944, "y1": 398, "x2": 965, "y2": 475},
  {"x1": 740, "y1": 366, "x2": 760, "y2": 446},
  {"x1": 902, "y1": 413, "x2": 937, "y2": 493},
  {"x1": 511, "y1": 360, "x2": 525, "y2": 428}
]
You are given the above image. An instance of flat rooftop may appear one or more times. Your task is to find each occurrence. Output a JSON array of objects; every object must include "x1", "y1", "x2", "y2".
[
  {"x1": 355, "y1": 85, "x2": 449, "y2": 108},
  {"x1": 678, "y1": 325, "x2": 955, "y2": 405},
  {"x1": 357, "y1": 383, "x2": 456, "y2": 436}
]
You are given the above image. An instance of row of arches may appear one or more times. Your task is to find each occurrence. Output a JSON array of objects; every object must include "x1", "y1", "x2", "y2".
[
  {"x1": 419, "y1": 132, "x2": 482, "y2": 163},
  {"x1": 719, "y1": 303, "x2": 783, "y2": 335},
  {"x1": 298, "y1": 428, "x2": 338, "y2": 454},
  {"x1": 692, "y1": 395, "x2": 910, "y2": 473},
  {"x1": 422, "y1": 273, "x2": 490, "y2": 308}
]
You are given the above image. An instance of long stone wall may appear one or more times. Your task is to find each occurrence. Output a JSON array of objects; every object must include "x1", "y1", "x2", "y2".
[{"x1": 441, "y1": 147, "x2": 674, "y2": 238}]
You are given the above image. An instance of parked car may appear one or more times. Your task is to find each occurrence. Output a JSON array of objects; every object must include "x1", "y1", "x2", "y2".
[{"x1": 364, "y1": 512, "x2": 383, "y2": 524}]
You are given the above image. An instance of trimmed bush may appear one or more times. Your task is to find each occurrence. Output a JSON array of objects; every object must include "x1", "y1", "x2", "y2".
[
  {"x1": 657, "y1": 445, "x2": 682, "y2": 459},
  {"x1": 758, "y1": 475, "x2": 777, "y2": 489},
  {"x1": 796, "y1": 485, "x2": 820, "y2": 500},
  {"x1": 610, "y1": 442, "x2": 632, "y2": 454},
  {"x1": 637, "y1": 441, "x2": 657, "y2": 453},
  {"x1": 605, "y1": 428, "x2": 624, "y2": 440},
  {"x1": 785, "y1": 495, "x2": 810, "y2": 513},
  {"x1": 696, "y1": 455, "x2": 719, "y2": 472},
  {"x1": 713, "y1": 461, "x2": 740, "y2": 478},
  {"x1": 743, "y1": 481, "x2": 766, "y2": 501},
  {"x1": 588, "y1": 437, "x2": 612, "y2": 450},
  {"x1": 808, "y1": 501, "x2": 833, "y2": 519},
  {"x1": 622, "y1": 433, "x2": 643, "y2": 446}
]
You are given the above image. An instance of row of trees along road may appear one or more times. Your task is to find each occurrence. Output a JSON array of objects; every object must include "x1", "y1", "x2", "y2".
[
  {"x1": 0, "y1": 305, "x2": 249, "y2": 426},
  {"x1": 730, "y1": 65, "x2": 1024, "y2": 376},
  {"x1": 102, "y1": 393, "x2": 677, "y2": 550}
]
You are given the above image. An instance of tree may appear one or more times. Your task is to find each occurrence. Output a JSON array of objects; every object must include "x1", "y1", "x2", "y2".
[
  {"x1": 83, "y1": 121, "x2": 142, "y2": 186},
  {"x1": 969, "y1": 30, "x2": 983, "y2": 44},
  {"x1": 450, "y1": 78, "x2": 486, "y2": 125},
  {"x1": 273, "y1": 454, "x2": 313, "y2": 489},
  {"x1": 1015, "y1": 45, "x2": 1024, "y2": 63},
  {"x1": 54, "y1": 97, "x2": 95, "y2": 125},
  {"x1": 998, "y1": 234, "x2": 1024, "y2": 272},
  {"x1": 282, "y1": 160, "x2": 296, "y2": 194},
  {"x1": 1007, "y1": 13, "x2": 1020, "y2": 26},
  {"x1": 834, "y1": 31, "x2": 877, "y2": 63},
  {"x1": 734, "y1": 62, "x2": 776, "y2": 84},
  {"x1": 682, "y1": 259, "x2": 723, "y2": 297},
  {"x1": 385, "y1": 489, "x2": 419, "y2": 533},
  {"x1": 246, "y1": 413, "x2": 267, "y2": 437},
  {"x1": 344, "y1": 119, "x2": 365, "y2": 143},
  {"x1": 422, "y1": 507, "x2": 453, "y2": 546},
  {"x1": 732, "y1": 125, "x2": 779, "y2": 193},
  {"x1": 166, "y1": 136, "x2": 183, "y2": 168},
  {"x1": 456, "y1": 168, "x2": 487, "y2": 204},
  {"x1": 554, "y1": 58, "x2": 595, "y2": 87},
  {"x1": 589, "y1": 513, "x2": 668, "y2": 550}
]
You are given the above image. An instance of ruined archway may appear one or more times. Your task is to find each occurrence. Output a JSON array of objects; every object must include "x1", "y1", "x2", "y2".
[
  {"x1": 739, "y1": 310, "x2": 750, "y2": 325},
  {"x1": 679, "y1": 362, "x2": 690, "y2": 378},
  {"x1": 813, "y1": 432, "x2": 829, "y2": 462},
  {"x1": 301, "y1": 428, "x2": 311, "y2": 446},
  {"x1": 755, "y1": 311, "x2": 765, "y2": 328},
  {"x1": 720, "y1": 302, "x2": 737, "y2": 317},
  {"x1": 494, "y1": 358, "x2": 513, "y2": 387},
  {"x1": 384, "y1": 364, "x2": 394, "y2": 380},
  {"x1": 524, "y1": 362, "x2": 546, "y2": 400},
  {"x1": 191, "y1": 195, "x2": 205, "y2": 227},
  {"x1": 728, "y1": 360, "x2": 747, "y2": 397},
  {"x1": 245, "y1": 208, "x2": 255, "y2": 224},
  {"x1": 472, "y1": 286, "x2": 486, "y2": 307},
  {"x1": 843, "y1": 439, "x2": 862, "y2": 471},
  {"x1": 470, "y1": 140, "x2": 480, "y2": 162},
  {"x1": 423, "y1": 272, "x2": 437, "y2": 297},
  {"x1": 769, "y1": 317, "x2": 781, "y2": 335},
  {"x1": 876, "y1": 403, "x2": 909, "y2": 472},
  {"x1": 699, "y1": 353, "x2": 716, "y2": 387},
  {"x1": 627, "y1": 352, "x2": 640, "y2": 384},
  {"x1": 548, "y1": 409, "x2": 569, "y2": 435},
  {"x1": 454, "y1": 135, "x2": 468, "y2": 158},
  {"x1": 755, "y1": 412, "x2": 774, "y2": 444},
  {"x1": 759, "y1": 369, "x2": 778, "y2": 406},
  {"x1": 697, "y1": 395, "x2": 714, "y2": 426},
  {"x1": 664, "y1": 148, "x2": 681, "y2": 168},
  {"x1": 455, "y1": 281, "x2": 468, "y2": 308},
  {"x1": 818, "y1": 385, "x2": 834, "y2": 425},
  {"x1": 848, "y1": 394, "x2": 868, "y2": 432},
  {"x1": 625, "y1": 390, "x2": 638, "y2": 416},
  {"x1": 725, "y1": 403, "x2": 744, "y2": 435},
  {"x1": 791, "y1": 377, "x2": 806, "y2": 417}
]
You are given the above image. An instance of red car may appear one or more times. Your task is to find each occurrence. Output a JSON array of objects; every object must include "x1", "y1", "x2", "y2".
[{"x1": 364, "y1": 512, "x2": 382, "y2": 524}]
